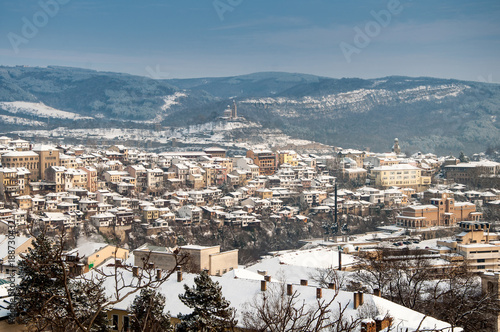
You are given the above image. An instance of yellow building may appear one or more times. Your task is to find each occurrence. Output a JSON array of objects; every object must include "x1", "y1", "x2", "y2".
[
  {"x1": 213, "y1": 158, "x2": 233, "y2": 173},
  {"x1": 109, "y1": 145, "x2": 129, "y2": 162},
  {"x1": 15, "y1": 195, "x2": 32, "y2": 210},
  {"x1": 438, "y1": 222, "x2": 500, "y2": 272},
  {"x1": 142, "y1": 205, "x2": 160, "y2": 222},
  {"x1": 134, "y1": 244, "x2": 238, "y2": 276},
  {"x1": 371, "y1": 164, "x2": 431, "y2": 191},
  {"x1": 255, "y1": 188, "x2": 273, "y2": 200},
  {"x1": 33, "y1": 145, "x2": 60, "y2": 180},
  {"x1": 60, "y1": 154, "x2": 79, "y2": 169},
  {"x1": 0, "y1": 168, "x2": 20, "y2": 198},
  {"x1": 204, "y1": 147, "x2": 227, "y2": 158},
  {"x1": 1, "y1": 151, "x2": 39, "y2": 181},
  {"x1": 79, "y1": 166, "x2": 98, "y2": 192},
  {"x1": 86, "y1": 245, "x2": 129, "y2": 272},
  {"x1": 278, "y1": 150, "x2": 298, "y2": 166}
]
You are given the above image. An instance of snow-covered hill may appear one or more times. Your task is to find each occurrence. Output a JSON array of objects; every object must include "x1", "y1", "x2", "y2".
[{"x1": 0, "y1": 101, "x2": 93, "y2": 120}]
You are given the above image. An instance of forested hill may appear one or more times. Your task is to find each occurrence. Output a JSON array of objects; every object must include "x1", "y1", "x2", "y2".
[{"x1": 0, "y1": 66, "x2": 499, "y2": 154}]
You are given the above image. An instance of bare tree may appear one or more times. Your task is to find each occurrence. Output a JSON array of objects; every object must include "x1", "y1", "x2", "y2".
[
  {"x1": 354, "y1": 248, "x2": 500, "y2": 331},
  {"x1": 12, "y1": 227, "x2": 189, "y2": 332},
  {"x1": 241, "y1": 282, "x2": 360, "y2": 332}
]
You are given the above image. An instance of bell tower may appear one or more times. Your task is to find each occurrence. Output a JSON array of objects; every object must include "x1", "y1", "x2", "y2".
[
  {"x1": 231, "y1": 100, "x2": 237, "y2": 119},
  {"x1": 392, "y1": 138, "x2": 401, "y2": 155}
]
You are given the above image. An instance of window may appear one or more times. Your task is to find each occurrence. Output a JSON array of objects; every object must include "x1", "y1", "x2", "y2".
[
  {"x1": 477, "y1": 265, "x2": 486, "y2": 270},
  {"x1": 478, "y1": 259, "x2": 485, "y2": 263},
  {"x1": 112, "y1": 315, "x2": 118, "y2": 330},
  {"x1": 123, "y1": 316, "x2": 130, "y2": 332}
]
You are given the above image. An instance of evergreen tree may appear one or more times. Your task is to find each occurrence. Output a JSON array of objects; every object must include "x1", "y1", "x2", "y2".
[
  {"x1": 129, "y1": 289, "x2": 174, "y2": 332},
  {"x1": 10, "y1": 232, "x2": 109, "y2": 332},
  {"x1": 10, "y1": 232, "x2": 66, "y2": 330},
  {"x1": 177, "y1": 270, "x2": 237, "y2": 332}
]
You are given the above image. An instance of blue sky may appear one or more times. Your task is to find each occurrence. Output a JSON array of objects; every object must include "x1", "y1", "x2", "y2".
[{"x1": 0, "y1": 0, "x2": 499, "y2": 81}]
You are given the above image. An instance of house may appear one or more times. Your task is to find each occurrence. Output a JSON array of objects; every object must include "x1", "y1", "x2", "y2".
[
  {"x1": 177, "y1": 205, "x2": 203, "y2": 224},
  {"x1": 133, "y1": 244, "x2": 238, "y2": 276},
  {"x1": 64, "y1": 243, "x2": 129, "y2": 275}
]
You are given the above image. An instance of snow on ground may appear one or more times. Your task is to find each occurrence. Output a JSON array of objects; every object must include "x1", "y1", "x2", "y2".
[
  {"x1": 245, "y1": 247, "x2": 358, "y2": 287},
  {"x1": 0, "y1": 114, "x2": 45, "y2": 126},
  {"x1": 0, "y1": 101, "x2": 93, "y2": 120},
  {"x1": 161, "y1": 92, "x2": 187, "y2": 110},
  {"x1": 242, "y1": 84, "x2": 469, "y2": 116},
  {"x1": 12, "y1": 119, "x2": 326, "y2": 151},
  {"x1": 278, "y1": 247, "x2": 357, "y2": 269}
]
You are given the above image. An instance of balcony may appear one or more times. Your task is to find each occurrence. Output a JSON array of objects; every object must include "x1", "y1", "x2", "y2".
[{"x1": 5, "y1": 186, "x2": 19, "y2": 192}]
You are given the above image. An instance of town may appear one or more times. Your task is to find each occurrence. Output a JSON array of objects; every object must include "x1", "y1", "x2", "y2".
[{"x1": 0, "y1": 129, "x2": 499, "y2": 331}]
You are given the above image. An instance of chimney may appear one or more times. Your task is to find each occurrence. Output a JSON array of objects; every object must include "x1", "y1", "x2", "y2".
[
  {"x1": 300, "y1": 279, "x2": 308, "y2": 286},
  {"x1": 373, "y1": 288, "x2": 381, "y2": 297},
  {"x1": 261, "y1": 280, "x2": 267, "y2": 291},
  {"x1": 358, "y1": 291, "x2": 364, "y2": 306},
  {"x1": 156, "y1": 269, "x2": 162, "y2": 280},
  {"x1": 177, "y1": 270, "x2": 183, "y2": 282},
  {"x1": 361, "y1": 320, "x2": 376, "y2": 332},
  {"x1": 132, "y1": 266, "x2": 138, "y2": 277},
  {"x1": 328, "y1": 283, "x2": 336, "y2": 290},
  {"x1": 148, "y1": 262, "x2": 155, "y2": 270},
  {"x1": 353, "y1": 292, "x2": 359, "y2": 309},
  {"x1": 287, "y1": 284, "x2": 293, "y2": 296},
  {"x1": 338, "y1": 250, "x2": 342, "y2": 271},
  {"x1": 375, "y1": 316, "x2": 393, "y2": 332},
  {"x1": 264, "y1": 275, "x2": 271, "y2": 282},
  {"x1": 316, "y1": 288, "x2": 322, "y2": 299},
  {"x1": 176, "y1": 265, "x2": 182, "y2": 271}
]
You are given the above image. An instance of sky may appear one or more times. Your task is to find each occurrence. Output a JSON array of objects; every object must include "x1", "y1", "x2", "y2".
[{"x1": 0, "y1": 0, "x2": 499, "y2": 82}]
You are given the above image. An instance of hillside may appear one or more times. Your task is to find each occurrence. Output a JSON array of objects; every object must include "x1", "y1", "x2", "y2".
[{"x1": 0, "y1": 66, "x2": 499, "y2": 155}]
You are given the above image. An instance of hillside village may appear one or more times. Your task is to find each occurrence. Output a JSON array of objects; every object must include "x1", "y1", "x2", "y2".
[{"x1": 1, "y1": 134, "x2": 500, "y2": 331}]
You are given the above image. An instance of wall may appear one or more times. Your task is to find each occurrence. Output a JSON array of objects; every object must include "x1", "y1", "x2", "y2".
[{"x1": 209, "y1": 249, "x2": 238, "y2": 276}]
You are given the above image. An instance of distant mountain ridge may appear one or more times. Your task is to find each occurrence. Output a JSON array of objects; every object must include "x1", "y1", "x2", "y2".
[{"x1": 0, "y1": 65, "x2": 499, "y2": 155}]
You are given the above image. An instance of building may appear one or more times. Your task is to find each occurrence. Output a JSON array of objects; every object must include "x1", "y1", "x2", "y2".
[
  {"x1": 0, "y1": 168, "x2": 30, "y2": 199},
  {"x1": 370, "y1": 164, "x2": 431, "y2": 191},
  {"x1": 79, "y1": 166, "x2": 98, "y2": 192},
  {"x1": 204, "y1": 147, "x2": 226, "y2": 158},
  {"x1": 246, "y1": 150, "x2": 277, "y2": 176},
  {"x1": 9, "y1": 139, "x2": 30, "y2": 151},
  {"x1": 1, "y1": 151, "x2": 39, "y2": 181},
  {"x1": 33, "y1": 145, "x2": 60, "y2": 180},
  {"x1": 133, "y1": 244, "x2": 238, "y2": 276},
  {"x1": 397, "y1": 192, "x2": 481, "y2": 228},
  {"x1": 278, "y1": 150, "x2": 298, "y2": 166},
  {"x1": 64, "y1": 243, "x2": 129, "y2": 275},
  {"x1": 337, "y1": 149, "x2": 367, "y2": 168},
  {"x1": 437, "y1": 222, "x2": 500, "y2": 272},
  {"x1": 445, "y1": 160, "x2": 500, "y2": 185}
]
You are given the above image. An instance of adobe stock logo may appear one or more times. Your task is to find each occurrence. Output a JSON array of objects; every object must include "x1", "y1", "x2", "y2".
[
  {"x1": 7, "y1": 0, "x2": 71, "y2": 54},
  {"x1": 213, "y1": 0, "x2": 243, "y2": 21},
  {"x1": 339, "y1": 0, "x2": 411, "y2": 63}
]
